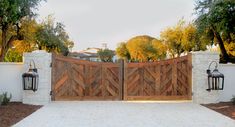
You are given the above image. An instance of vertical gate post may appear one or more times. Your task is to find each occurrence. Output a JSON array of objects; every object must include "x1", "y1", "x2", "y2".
[
  {"x1": 187, "y1": 53, "x2": 192, "y2": 100},
  {"x1": 119, "y1": 59, "x2": 124, "y2": 100},
  {"x1": 123, "y1": 60, "x2": 128, "y2": 100},
  {"x1": 51, "y1": 53, "x2": 55, "y2": 101}
]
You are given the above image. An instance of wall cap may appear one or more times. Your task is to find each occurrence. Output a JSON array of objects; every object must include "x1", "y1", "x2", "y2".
[
  {"x1": 190, "y1": 51, "x2": 219, "y2": 55},
  {"x1": 23, "y1": 50, "x2": 51, "y2": 57},
  {"x1": 219, "y1": 63, "x2": 235, "y2": 67},
  {"x1": 32, "y1": 50, "x2": 47, "y2": 53},
  {"x1": 0, "y1": 62, "x2": 23, "y2": 65}
]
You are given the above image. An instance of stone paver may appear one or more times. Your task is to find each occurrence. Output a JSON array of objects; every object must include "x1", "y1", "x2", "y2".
[{"x1": 14, "y1": 101, "x2": 235, "y2": 127}]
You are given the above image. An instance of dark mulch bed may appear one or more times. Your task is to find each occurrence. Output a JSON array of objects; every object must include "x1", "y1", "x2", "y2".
[
  {"x1": 202, "y1": 102, "x2": 235, "y2": 120},
  {"x1": 0, "y1": 102, "x2": 42, "y2": 127}
]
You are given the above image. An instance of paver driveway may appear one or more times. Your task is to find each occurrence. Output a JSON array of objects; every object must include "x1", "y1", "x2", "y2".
[{"x1": 14, "y1": 101, "x2": 235, "y2": 127}]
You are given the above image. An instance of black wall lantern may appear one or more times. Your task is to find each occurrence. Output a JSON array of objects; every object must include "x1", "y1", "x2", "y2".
[
  {"x1": 206, "y1": 61, "x2": 224, "y2": 91},
  {"x1": 22, "y1": 60, "x2": 39, "y2": 92}
]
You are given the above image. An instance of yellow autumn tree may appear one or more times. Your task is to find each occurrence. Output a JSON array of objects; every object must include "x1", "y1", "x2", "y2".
[
  {"x1": 124, "y1": 35, "x2": 166, "y2": 62},
  {"x1": 160, "y1": 20, "x2": 206, "y2": 58}
]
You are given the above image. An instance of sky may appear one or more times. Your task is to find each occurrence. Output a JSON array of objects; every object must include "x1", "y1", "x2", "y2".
[{"x1": 37, "y1": 0, "x2": 196, "y2": 51}]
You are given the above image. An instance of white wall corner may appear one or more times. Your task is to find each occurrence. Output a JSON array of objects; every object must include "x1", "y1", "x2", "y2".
[{"x1": 22, "y1": 50, "x2": 52, "y2": 105}]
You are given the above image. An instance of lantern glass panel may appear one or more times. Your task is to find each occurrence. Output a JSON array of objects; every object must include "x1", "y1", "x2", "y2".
[
  {"x1": 24, "y1": 77, "x2": 33, "y2": 90},
  {"x1": 32, "y1": 76, "x2": 39, "y2": 91}
]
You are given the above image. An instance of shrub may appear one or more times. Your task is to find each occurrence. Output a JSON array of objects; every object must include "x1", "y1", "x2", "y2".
[
  {"x1": 231, "y1": 95, "x2": 235, "y2": 105},
  {"x1": 0, "y1": 92, "x2": 12, "y2": 105}
]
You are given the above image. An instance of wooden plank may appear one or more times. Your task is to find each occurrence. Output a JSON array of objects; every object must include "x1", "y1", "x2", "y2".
[
  {"x1": 144, "y1": 67, "x2": 157, "y2": 79},
  {"x1": 54, "y1": 73, "x2": 68, "y2": 90},
  {"x1": 155, "y1": 64, "x2": 161, "y2": 95},
  {"x1": 92, "y1": 85, "x2": 102, "y2": 96},
  {"x1": 51, "y1": 53, "x2": 56, "y2": 101},
  {"x1": 177, "y1": 66, "x2": 188, "y2": 78},
  {"x1": 106, "y1": 73, "x2": 119, "y2": 90},
  {"x1": 187, "y1": 53, "x2": 192, "y2": 99},
  {"x1": 172, "y1": 59, "x2": 177, "y2": 95},
  {"x1": 84, "y1": 64, "x2": 89, "y2": 96},
  {"x1": 67, "y1": 62, "x2": 73, "y2": 96},
  {"x1": 125, "y1": 95, "x2": 191, "y2": 100},
  {"x1": 127, "y1": 68, "x2": 139, "y2": 77},
  {"x1": 55, "y1": 96, "x2": 119, "y2": 101},
  {"x1": 119, "y1": 60, "x2": 124, "y2": 100},
  {"x1": 74, "y1": 77, "x2": 86, "y2": 89},
  {"x1": 56, "y1": 56, "x2": 100, "y2": 65},
  {"x1": 101, "y1": 64, "x2": 107, "y2": 97},
  {"x1": 107, "y1": 67, "x2": 119, "y2": 79},
  {"x1": 123, "y1": 61, "x2": 128, "y2": 100},
  {"x1": 127, "y1": 75, "x2": 140, "y2": 90},
  {"x1": 72, "y1": 64, "x2": 85, "y2": 76},
  {"x1": 106, "y1": 84, "x2": 118, "y2": 96},
  {"x1": 139, "y1": 66, "x2": 144, "y2": 96}
]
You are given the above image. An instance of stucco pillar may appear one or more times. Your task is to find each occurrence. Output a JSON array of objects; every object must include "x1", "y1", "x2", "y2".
[
  {"x1": 191, "y1": 51, "x2": 221, "y2": 104},
  {"x1": 22, "y1": 50, "x2": 52, "y2": 105}
]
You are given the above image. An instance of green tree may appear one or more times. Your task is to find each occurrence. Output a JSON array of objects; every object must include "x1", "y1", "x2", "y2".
[
  {"x1": 195, "y1": 0, "x2": 235, "y2": 63},
  {"x1": 116, "y1": 42, "x2": 130, "y2": 60},
  {"x1": 3, "y1": 48, "x2": 22, "y2": 62},
  {"x1": 0, "y1": 0, "x2": 44, "y2": 61},
  {"x1": 3, "y1": 15, "x2": 74, "y2": 62},
  {"x1": 36, "y1": 16, "x2": 74, "y2": 56},
  {"x1": 97, "y1": 49, "x2": 115, "y2": 62},
  {"x1": 2, "y1": 18, "x2": 39, "y2": 62}
]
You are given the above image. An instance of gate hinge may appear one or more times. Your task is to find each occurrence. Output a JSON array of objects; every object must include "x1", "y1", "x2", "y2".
[
  {"x1": 191, "y1": 92, "x2": 194, "y2": 96},
  {"x1": 50, "y1": 62, "x2": 52, "y2": 67},
  {"x1": 50, "y1": 91, "x2": 53, "y2": 95}
]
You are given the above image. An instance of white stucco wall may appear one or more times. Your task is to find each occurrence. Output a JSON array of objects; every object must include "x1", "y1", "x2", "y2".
[
  {"x1": 219, "y1": 64, "x2": 235, "y2": 102},
  {"x1": 191, "y1": 51, "x2": 221, "y2": 104},
  {"x1": 23, "y1": 50, "x2": 52, "y2": 105},
  {"x1": 0, "y1": 63, "x2": 24, "y2": 102}
]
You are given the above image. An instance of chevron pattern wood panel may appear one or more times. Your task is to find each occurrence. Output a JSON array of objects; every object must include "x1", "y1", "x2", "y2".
[
  {"x1": 124, "y1": 55, "x2": 192, "y2": 100},
  {"x1": 52, "y1": 54, "x2": 123, "y2": 100}
]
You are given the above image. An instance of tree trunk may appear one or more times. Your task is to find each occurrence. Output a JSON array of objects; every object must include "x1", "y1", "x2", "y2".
[
  {"x1": 0, "y1": 27, "x2": 19, "y2": 61},
  {"x1": 0, "y1": 27, "x2": 7, "y2": 61},
  {"x1": 212, "y1": 27, "x2": 230, "y2": 63}
]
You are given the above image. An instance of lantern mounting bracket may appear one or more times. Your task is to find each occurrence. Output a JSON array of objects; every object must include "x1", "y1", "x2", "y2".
[
  {"x1": 207, "y1": 61, "x2": 218, "y2": 74},
  {"x1": 29, "y1": 59, "x2": 37, "y2": 73}
]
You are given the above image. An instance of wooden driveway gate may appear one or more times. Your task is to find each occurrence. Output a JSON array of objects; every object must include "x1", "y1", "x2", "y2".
[
  {"x1": 52, "y1": 54, "x2": 192, "y2": 101},
  {"x1": 52, "y1": 55, "x2": 123, "y2": 100}
]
